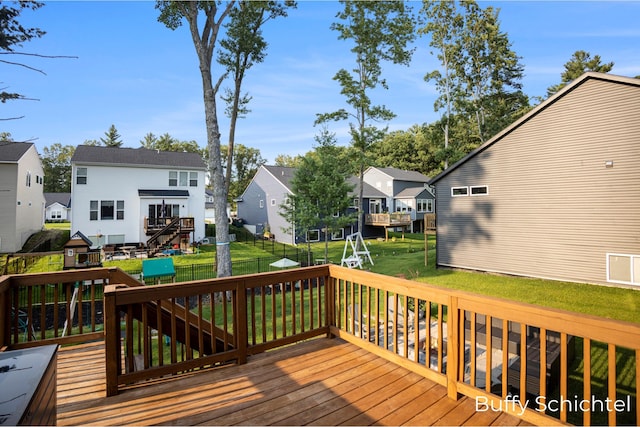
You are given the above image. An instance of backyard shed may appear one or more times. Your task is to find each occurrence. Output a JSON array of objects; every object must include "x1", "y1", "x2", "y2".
[
  {"x1": 429, "y1": 72, "x2": 640, "y2": 288},
  {"x1": 64, "y1": 231, "x2": 102, "y2": 270}
]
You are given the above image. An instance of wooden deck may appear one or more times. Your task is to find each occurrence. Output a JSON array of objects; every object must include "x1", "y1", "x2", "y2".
[{"x1": 56, "y1": 338, "x2": 531, "y2": 426}]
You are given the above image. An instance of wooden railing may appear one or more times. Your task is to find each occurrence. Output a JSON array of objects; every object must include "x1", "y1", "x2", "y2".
[
  {"x1": 365, "y1": 213, "x2": 412, "y2": 226},
  {"x1": 0, "y1": 268, "x2": 141, "y2": 350},
  {"x1": 328, "y1": 266, "x2": 640, "y2": 427},
  {"x1": 103, "y1": 265, "x2": 330, "y2": 396},
  {"x1": 1, "y1": 265, "x2": 639, "y2": 426}
]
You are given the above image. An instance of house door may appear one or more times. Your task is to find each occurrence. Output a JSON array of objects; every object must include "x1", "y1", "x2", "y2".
[{"x1": 369, "y1": 199, "x2": 381, "y2": 214}]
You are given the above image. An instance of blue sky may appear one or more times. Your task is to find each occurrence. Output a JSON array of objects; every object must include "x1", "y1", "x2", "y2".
[{"x1": 5, "y1": 1, "x2": 640, "y2": 163}]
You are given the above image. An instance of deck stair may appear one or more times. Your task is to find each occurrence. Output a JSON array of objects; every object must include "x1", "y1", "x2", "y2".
[{"x1": 146, "y1": 217, "x2": 194, "y2": 257}]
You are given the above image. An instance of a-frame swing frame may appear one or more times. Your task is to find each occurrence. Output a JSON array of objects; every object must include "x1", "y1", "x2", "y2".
[{"x1": 340, "y1": 232, "x2": 374, "y2": 269}]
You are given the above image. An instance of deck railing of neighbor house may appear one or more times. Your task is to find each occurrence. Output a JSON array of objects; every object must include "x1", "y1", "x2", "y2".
[
  {"x1": 1, "y1": 265, "x2": 639, "y2": 426},
  {"x1": 365, "y1": 213, "x2": 412, "y2": 226}
]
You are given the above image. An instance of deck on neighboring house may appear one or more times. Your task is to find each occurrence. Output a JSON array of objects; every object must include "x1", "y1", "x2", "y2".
[{"x1": 56, "y1": 339, "x2": 529, "y2": 426}]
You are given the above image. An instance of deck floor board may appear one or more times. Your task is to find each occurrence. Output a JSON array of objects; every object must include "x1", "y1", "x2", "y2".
[{"x1": 56, "y1": 338, "x2": 527, "y2": 426}]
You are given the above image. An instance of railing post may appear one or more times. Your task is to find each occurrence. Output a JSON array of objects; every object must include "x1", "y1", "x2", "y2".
[
  {"x1": 235, "y1": 280, "x2": 248, "y2": 365},
  {"x1": 104, "y1": 284, "x2": 126, "y2": 397},
  {"x1": 447, "y1": 295, "x2": 460, "y2": 400},
  {"x1": 326, "y1": 269, "x2": 335, "y2": 338}
]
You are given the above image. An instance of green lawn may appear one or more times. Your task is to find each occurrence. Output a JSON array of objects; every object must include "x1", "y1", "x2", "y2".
[
  {"x1": 309, "y1": 232, "x2": 640, "y2": 325},
  {"x1": 44, "y1": 222, "x2": 71, "y2": 230}
]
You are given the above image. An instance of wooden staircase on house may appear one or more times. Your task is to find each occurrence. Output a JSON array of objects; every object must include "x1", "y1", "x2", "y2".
[{"x1": 146, "y1": 217, "x2": 195, "y2": 257}]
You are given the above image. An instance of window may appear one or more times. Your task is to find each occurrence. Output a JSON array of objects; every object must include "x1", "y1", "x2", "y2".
[
  {"x1": 607, "y1": 253, "x2": 640, "y2": 286},
  {"x1": 189, "y1": 172, "x2": 198, "y2": 187},
  {"x1": 26, "y1": 171, "x2": 31, "y2": 187},
  {"x1": 307, "y1": 229, "x2": 320, "y2": 242},
  {"x1": 90, "y1": 200, "x2": 98, "y2": 220},
  {"x1": 101, "y1": 201, "x2": 114, "y2": 220},
  {"x1": 179, "y1": 171, "x2": 188, "y2": 186},
  {"x1": 169, "y1": 171, "x2": 178, "y2": 186},
  {"x1": 259, "y1": 200, "x2": 264, "y2": 208},
  {"x1": 352, "y1": 198, "x2": 359, "y2": 209},
  {"x1": 451, "y1": 186, "x2": 468, "y2": 197},
  {"x1": 51, "y1": 210, "x2": 62, "y2": 219},
  {"x1": 271, "y1": 198, "x2": 276, "y2": 206},
  {"x1": 116, "y1": 200, "x2": 124, "y2": 220},
  {"x1": 331, "y1": 229, "x2": 344, "y2": 240},
  {"x1": 417, "y1": 199, "x2": 434, "y2": 213},
  {"x1": 76, "y1": 167, "x2": 87, "y2": 185},
  {"x1": 471, "y1": 185, "x2": 489, "y2": 196}
]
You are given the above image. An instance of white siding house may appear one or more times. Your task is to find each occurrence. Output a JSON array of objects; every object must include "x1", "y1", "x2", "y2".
[
  {"x1": 70, "y1": 146, "x2": 207, "y2": 248},
  {"x1": 44, "y1": 193, "x2": 71, "y2": 221},
  {"x1": 0, "y1": 142, "x2": 45, "y2": 253}
]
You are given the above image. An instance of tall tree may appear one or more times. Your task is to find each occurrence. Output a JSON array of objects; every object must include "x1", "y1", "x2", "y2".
[
  {"x1": 420, "y1": 0, "x2": 462, "y2": 169},
  {"x1": 315, "y1": 0, "x2": 415, "y2": 236},
  {"x1": 41, "y1": 143, "x2": 75, "y2": 192},
  {"x1": 139, "y1": 132, "x2": 204, "y2": 155},
  {"x1": 157, "y1": 1, "x2": 235, "y2": 278},
  {"x1": 279, "y1": 128, "x2": 355, "y2": 262},
  {"x1": 274, "y1": 153, "x2": 304, "y2": 168},
  {"x1": 420, "y1": 0, "x2": 527, "y2": 166},
  {"x1": 100, "y1": 124, "x2": 123, "y2": 147},
  {"x1": 218, "y1": 1, "x2": 294, "y2": 197},
  {"x1": 546, "y1": 50, "x2": 614, "y2": 97},
  {"x1": 370, "y1": 125, "x2": 440, "y2": 177}
]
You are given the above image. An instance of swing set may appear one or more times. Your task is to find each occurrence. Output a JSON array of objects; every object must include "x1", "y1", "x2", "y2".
[{"x1": 340, "y1": 232, "x2": 374, "y2": 269}]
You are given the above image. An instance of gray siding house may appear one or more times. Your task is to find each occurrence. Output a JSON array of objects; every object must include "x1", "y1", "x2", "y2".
[
  {"x1": 429, "y1": 72, "x2": 640, "y2": 287},
  {"x1": 235, "y1": 165, "x2": 296, "y2": 244},
  {"x1": 363, "y1": 167, "x2": 434, "y2": 232}
]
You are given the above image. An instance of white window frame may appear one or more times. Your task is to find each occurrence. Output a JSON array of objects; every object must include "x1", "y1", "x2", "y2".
[
  {"x1": 76, "y1": 167, "x2": 87, "y2": 185},
  {"x1": 331, "y1": 229, "x2": 345, "y2": 240},
  {"x1": 606, "y1": 253, "x2": 640, "y2": 286},
  {"x1": 116, "y1": 200, "x2": 125, "y2": 220},
  {"x1": 417, "y1": 199, "x2": 434, "y2": 213},
  {"x1": 451, "y1": 186, "x2": 469, "y2": 197},
  {"x1": 306, "y1": 229, "x2": 320, "y2": 242},
  {"x1": 259, "y1": 200, "x2": 264, "y2": 209},
  {"x1": 271, "y1": 198, "x2": 276, "y2": 206},
  {"x1": 169, "y1": 171, "x2": 178, "y2": 187},
  {"x1": 179, "y1": 171, "x2": 188, "y2": 186},
  {"x1": 89, "y1": 200, "x2": 98, "y2": 221},
  {"x1": 470, "y1": 185, "x2": 489, "y2": 196},
  {"x1": 189, "y1": 172, "x2": 198, "y2": 187}
]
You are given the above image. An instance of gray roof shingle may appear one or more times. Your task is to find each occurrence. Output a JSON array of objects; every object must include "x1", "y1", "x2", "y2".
[
  {"x1": 0, "y1": 142, "x2": 34, "y2": 162},
  {"x1": 71, "y1": 145, "x2": 206, "y2": 169}
]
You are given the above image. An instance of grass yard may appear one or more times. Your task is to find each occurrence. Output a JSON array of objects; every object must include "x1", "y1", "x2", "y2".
[
  {"x1": 308, "y1": 232, "x2": 640, "y2": 325},
  {"x1": 44, "y1": 222, "x2": 71, "y2": 231}
]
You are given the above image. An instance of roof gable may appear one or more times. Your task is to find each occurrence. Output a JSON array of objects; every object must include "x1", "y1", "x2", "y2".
[
  {"x1": 0, "y1": 142, "x2": 34, "y2": 162},
  {"x1": 44, "y1": 193, "x2": 71, "y2": 208},
  {"x1": 262, "y1": 165, "x2": 296, "y2": 191},
  {"x1": 71, "y1": 145, "x2": 206, "y2": 169},
  {"x1": 429, "y1": 72, "x2": 640, "y2": 185}
]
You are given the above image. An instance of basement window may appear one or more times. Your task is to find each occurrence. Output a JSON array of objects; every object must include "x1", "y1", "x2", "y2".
[
  {"x1": 470, "y1": 185, "x2": 489, "y2": 196},
  {"x1": 607, "y1": 253, "x2": 640, "y2": 286},
  {"x1": 451, "y1": 186, "x2": 468, "y2": 197}
]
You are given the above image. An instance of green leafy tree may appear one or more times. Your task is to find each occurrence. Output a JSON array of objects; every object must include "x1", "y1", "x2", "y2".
[
  {"x1": 41, "y1": 143, "x2": 75, "y2": 192},
  {"x1": 420, "y1": 0, "x2": 527, "y2": 166},
  {"x1": 280, "y1": 128, "x2": 356, "y2": 262},
  {"x1": 218, "y1": 1, "x2": 294, "y2": 196},
  {"x1": 546, "y1": 50, "x2": 614, "y2": 97},
  {"x1": 157, "y1": 1, "x2": 236, "y2": 278},
  {"x1": 420, "y1": 0, "x2": 462, "y2": 169},
  {"x1": 370, "y1": 125, "x2": 440, "y2": 177},
  {"x1": 274, "y1": 153, "x2": 304, "y2": 168},
  {"x1": 100, "y1": 124, "x2": 123, "y2": 147},
  {"x1": 139, "y1": 132, "x2": 204, "y2": 155},
  {"x1": 316, "y1": 0, "x2": 415, "y2": 236}
]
